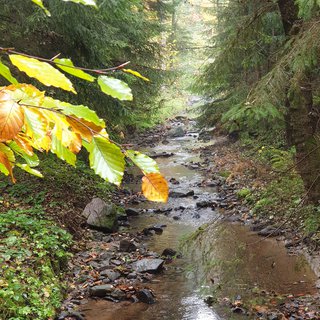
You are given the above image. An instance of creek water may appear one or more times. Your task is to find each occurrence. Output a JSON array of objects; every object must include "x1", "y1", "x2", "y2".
[{"x1": 82, "y1": 122, "x2": 317, "y2": 320}]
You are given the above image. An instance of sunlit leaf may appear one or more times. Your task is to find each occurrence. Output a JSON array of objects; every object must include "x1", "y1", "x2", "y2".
[
  {"x1": 8, "y1": 141, "x2": 39, "y2": 167},
  {"x1": 9, "y1": 55, "x2": 76, "y2": 93},
  {"x1": 51, "y1": 134, "x2": 76, "y2": 166},
  {"x1": 84, "y1": 137, "x2": 125, "y2": 185},
  {"x1": 13, "y1": 134, "x2": 34, "y2": 156},
  {"x1": 54, "y1": 58, "x2": 95, "y2": 82},
  {"x1": 142, "y1": 173, "x2": 169, "y2": 203},
  {"x1": 16, "y1": 163, "x2": 43, "y2": 178},
  {"x1": 23, "y1": 108, "x2": 51, "y2": 151},
  {"x1": 0, "y1": 61, "x2": 18, "y2": 84},
  {"x1": 31, "y1": 0, "x2": 51, "y2": 16},
  {"x1": 0, "y1": 143, "x2": 16, "y2": 182},
  {"x1": 98, "y1": 76, "x2": 133, "y2": 101},
  {"x1": 0, "y1": 90, "x2": 24, "y2": 141},
  {"x1": 42, "y1": 97, "x2": 105, "y2": 127},
  {"x1": 123, "y1": 69, "x2": 150, "y2": 82},
  {"x1": 63, "y1": 0, "x2": 97, "y2": 7},
  {"x1": 126, "y1": 150, "x2": 159, "y2": 174}
]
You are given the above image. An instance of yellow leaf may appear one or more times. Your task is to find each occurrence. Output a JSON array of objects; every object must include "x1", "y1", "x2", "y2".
[
  {"x1": 123, "y1": 69, "x2": 150, "y2": 82},
  {"x1": 0, "y1": 89, "x2": 24, "y2": 141},
  {"x1": 0, "y1": 143, "x2": 16, "y2": 182},
  {"x1": 13, "y1": 134, "x2": 34, "y2": 156},
  {"x1": 9, "y1": 55, "x2": 76, "y2": 93},
  {"x1": 142, "y1": 173, "x2": 169, "y2": 203}
]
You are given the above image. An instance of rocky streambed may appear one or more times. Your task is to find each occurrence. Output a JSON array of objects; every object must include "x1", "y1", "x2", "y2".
[{"x1": 59, "y1": 117, "x2": 320, "y2": 320}]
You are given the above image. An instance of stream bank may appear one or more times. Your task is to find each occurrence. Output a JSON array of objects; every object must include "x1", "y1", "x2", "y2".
[{"x1": 59, "y1": 117, "x2": 319, "y2": 320}]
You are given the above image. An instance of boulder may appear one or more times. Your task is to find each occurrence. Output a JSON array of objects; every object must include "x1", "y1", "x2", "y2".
[
  {"x1": 131, "y1": 258, "x2": 164, "y2": 273},
  {"x1": 137, "y1": 289, "x2": 155, "y2": 304},
  {"x1": 82, "y1": 198, "x2": 119, "y2": 233},
  {"x1": 167, "y1": 126, "x2": 185, "y2": 138},
  {"x1": 119, "y1": 239, "x2": 138, "y2": 252},
  {"x1": 125, "y1": 208, "x2": 140, "y2": 216},
  {"x1": 90, "y1": 284, "x2": 114, "y2": 297}
]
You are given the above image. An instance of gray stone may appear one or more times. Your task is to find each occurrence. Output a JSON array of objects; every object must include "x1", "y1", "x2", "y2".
[
  {"x1": 89, "y1": 284, "x2": 114, "y2": 297},
  {"x1": 170, "y1": 190, "x2": 194, "y2": 198},
  {"x1": 258, "y1": 226, "x2": 282, "y2": 237},
  {"x1": 125, "y1": 208, "x2": 140, "y2": 216},
  {"x1": 131, "y1": 258, "x2": 164, "y2": 273},
  {"x1": 82, "y1": 198, "x2": 118, "y2": 233},
  {"x1": 119, "y1": 239, "x2": 137, "y2": 252},
  {"x1": 100, "y1": 270, "x2": 121, "y2": 281},
  {"x1": 137, "y1": 289, "x2": 155, "y2": 304},
  {"x1": 167, "y1": 126, "x2": 185, "y2": 138}
]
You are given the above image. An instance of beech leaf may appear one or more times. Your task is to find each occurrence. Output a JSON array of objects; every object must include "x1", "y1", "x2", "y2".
[
  {"x1": 9, "y1": 55, "x2": 76, "y2": 93},
  {"x1": 123, "y1": 69, "x2": 150, "y2": 82},
  {"x1": 54, "y1": 58, "x2": 95, "y2": 82},
  {"x1": 126, "y1": 150, "x2": 159, "y2": 174},
  {"x1": 0, "y1": 90, "x2": 24, "y2": 141},
  {"x1": 0, "y1": 61, "x2": 18, "y2": 84},
  {"x1": 84, "y1": 137, "x2": 125, "y2": 185},
  {"x1": 142, "y1": 173, "x2": 169, "y2": 203},
  {"x1": 98, "y1": 76, "x2": 133, "y2": 101}
]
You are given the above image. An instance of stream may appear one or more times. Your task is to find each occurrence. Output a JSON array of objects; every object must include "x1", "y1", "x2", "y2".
[{"x1": 81, "y1": 120, "x2": 318, "y2": 320}]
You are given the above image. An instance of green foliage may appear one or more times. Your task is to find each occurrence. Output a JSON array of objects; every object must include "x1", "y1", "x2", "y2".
[
  {"x1": 237, "y1": 188, "x2": 251, "y2": 199},
  {"x1": 0, "y1": 208, "x2": 72, "y2": 320}
]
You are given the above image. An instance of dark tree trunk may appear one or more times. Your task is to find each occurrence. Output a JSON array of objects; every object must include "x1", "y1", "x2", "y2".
[
  {"x1": 288, "y1": 73, "x2": 320, "y2": 203},
  {"x1": 277, "y1": 0, "x2": 320, "y2": 203}
]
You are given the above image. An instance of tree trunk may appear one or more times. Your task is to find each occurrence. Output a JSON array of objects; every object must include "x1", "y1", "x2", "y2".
[
  {"x1": 288, "y1": 73, "x2": 320, "y2": 203},
  {"x1": 277, "y1": 0, "x2": 320, "y2": 203}
]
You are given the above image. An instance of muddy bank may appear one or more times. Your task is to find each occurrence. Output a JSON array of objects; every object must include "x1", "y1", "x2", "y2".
[{"x1": 58, "y1": 117, "x2": 319, "y2": 320}]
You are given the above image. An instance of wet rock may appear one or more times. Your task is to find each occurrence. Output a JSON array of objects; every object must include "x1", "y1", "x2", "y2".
[
  {"x1": 111, "y1": 288, "x2": 126, "y2": 300},
  {"x1": 167, "y1": 126, "x2": 185, "y2": 138},
  {"x1": 137, "y1": 289, "x2": 155, "y2": 304},
  {"x1": 169, "y1": 190, "x2": 195, "y2": 198},
  {"x1": 127, "y1": 272, "x2": 137, "y2": 279},
  {"x1": 57, "y1": 311, "x2": 85, "y2": 320},
  {"x1": 173, "y1": 216, "x2": 181, "y2": 220},
  {"x1": 131, "y1": 258, "x2": 164, "y2": 273},
  {"x1": 169, "y1": 177, "x2": 180, "y2": 185},
  {"x1": 151, "y1": 152, "x2": 174, "y2": 158},
  {"x1": 250, "y1": 222, "x2": 268, "y2": 232},
  {"x1": 162, "y1": 248, "x2": 177, "y2": 257},
  {"x1": 231, "y1": 307, "x2": 246, "y2": 314},
  {"x1": 82, "y1": 198, "x2": 119, "y2": 233},
  {"x1": 258, "y1": 226, "x2": 282, "y2": 237},
  {"x1": 125, "y1": 208, "x2": 140, "y2": 216},
  {"x1": 196, "y1": 200, "x2": 217, "y2": 208},
  {"x1": 100, "y1": 270, "x2": 121, "y2": 281},
  {"x1": 90, "y1": 284, "x2": 114, "y2": 297},
  {"x1": 147, "y1": 224, "x2": 166, "y2": 234},
  {"x1": 119, "y1": 239, "x2": 138, "y2": 252}
]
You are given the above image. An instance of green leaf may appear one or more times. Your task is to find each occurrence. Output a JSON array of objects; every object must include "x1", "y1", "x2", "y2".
[
  {"x1": 9, "y1": 55, "x2": 76, "y2": 94},
  {"x1": 98, "y1": 76, "x2": 133, "y2": 101},
  {"x1": 16, "y1": 163, "x2": 43, "y2": 178},
  {"x1": 0, "y1": 61, "x2": 18, "y2": 84},
  {"x1": 31, "y1": 0, "x2": 51, "y2": 16},
  {"x1": 84, "y1": 137, "x2": 125, "y2": 185},
  {"x1": 54, "y1": 58, "x2": 95, "y2": 82},
  {"x1": 51, "y1": 134, "x2": 76, "y2": 166},
  {"x1": 63, "y1": 0, "x2": 97, "y2": 7},
  {"x1": 42, "y1": 97, "x2": 105, "y2": 127},
  {"x1": 126, "y1": 150, "x2": 159, "y2": 174},
  {"x1": 123, "y1": 69, "x2": 150, "y2": 82},
  {"x1": 8, "y1": 141, "x2": 39, "y2": 167}
]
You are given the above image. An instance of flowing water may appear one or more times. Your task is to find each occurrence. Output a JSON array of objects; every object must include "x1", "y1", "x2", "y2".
[{"x1": 82, "y1": 122, "x2": 318, "y2": 320}]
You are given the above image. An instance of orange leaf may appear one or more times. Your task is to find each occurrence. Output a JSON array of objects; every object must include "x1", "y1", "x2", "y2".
[
  {"x1": 0, "y1": 90, "x2": 24, "y2": 141},
  {"x1": 14, "y1": 134, "x2": 34, "y2": 156},
  {"x1": 0, "y1": 150, "x2": 15, "y2": 183},
  {"x1": 142, "y1": 173, "x2": 169, "y2": 203},
  {"x1": 67, "y1": 117, "x2": 105, "y2": 142}
]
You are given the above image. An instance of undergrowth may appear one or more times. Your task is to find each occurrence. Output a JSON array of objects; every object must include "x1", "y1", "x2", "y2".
[{"x1": 0, "y1": 208, "x2": 72, "y2": 320}]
